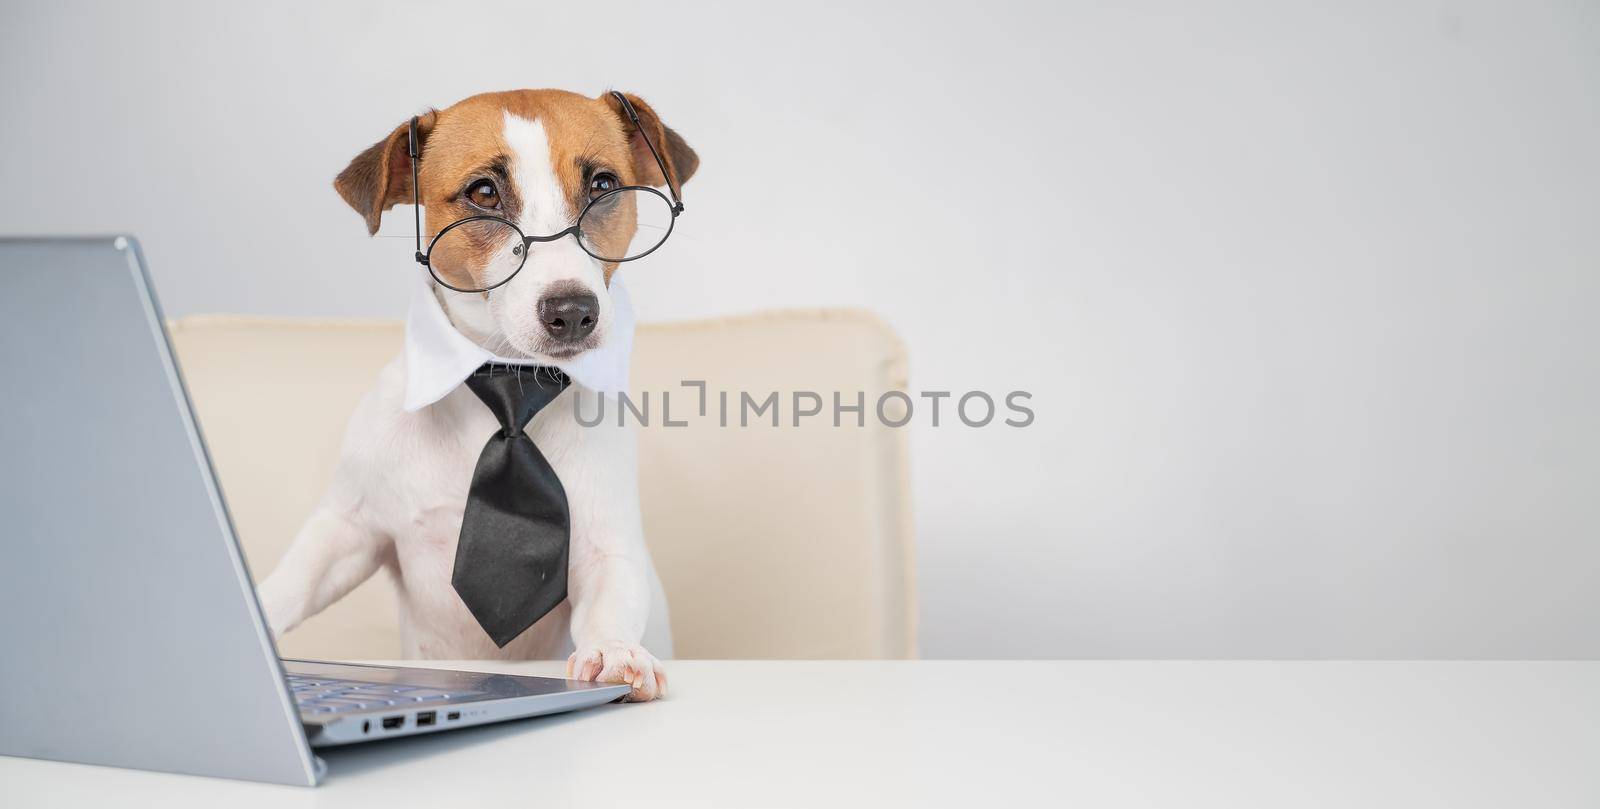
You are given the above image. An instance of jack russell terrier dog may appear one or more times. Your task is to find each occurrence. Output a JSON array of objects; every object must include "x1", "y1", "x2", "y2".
[{"x1": 258, "y1": 89, "x2": 697, "y2": 702}]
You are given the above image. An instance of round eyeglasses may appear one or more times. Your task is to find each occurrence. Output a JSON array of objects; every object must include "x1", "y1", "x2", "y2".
[{"x1": 407, "y1": 91, "x2": 684, "y2": 294}]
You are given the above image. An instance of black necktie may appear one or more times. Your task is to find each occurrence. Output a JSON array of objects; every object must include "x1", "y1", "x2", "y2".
[{"x1": 454, "y1": 363, "x2": 572, "y2": 647}]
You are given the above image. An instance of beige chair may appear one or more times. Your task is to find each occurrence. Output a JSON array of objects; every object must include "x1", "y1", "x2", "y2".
[{"x1": 168, "y1": 310, "x2": 915, "y2": 660}]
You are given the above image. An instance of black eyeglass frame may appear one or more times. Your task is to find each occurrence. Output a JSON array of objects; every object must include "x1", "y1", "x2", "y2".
[{"x1": 408, "y1": 90, "x2": 684, "y2": 294}]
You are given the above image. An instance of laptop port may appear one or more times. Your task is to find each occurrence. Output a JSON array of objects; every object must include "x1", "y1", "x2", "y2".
[
  {"x1": 416, "y1": 711, "x2": 436, "y2": 727},
  {"x1": 381, "y1": 715, "x2": 404, "y2": 730},
  {"x1": 447, "y1": 711, "x2": 461, "y2": 721}
]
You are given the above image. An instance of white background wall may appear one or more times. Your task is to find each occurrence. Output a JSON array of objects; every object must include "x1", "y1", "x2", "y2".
[{"x1": 3, "y1": 0, "x2": 1597, "y2": 657}]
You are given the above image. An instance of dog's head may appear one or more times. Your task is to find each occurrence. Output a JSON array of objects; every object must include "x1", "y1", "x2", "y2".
[{"x1": 335, "y1": 89, "x2": 698, "y2": 361}]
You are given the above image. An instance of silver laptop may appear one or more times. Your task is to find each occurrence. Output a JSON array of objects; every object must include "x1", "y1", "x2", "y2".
[{"x1": 0, "y1": 237, "x2": 629, "y2": 786}]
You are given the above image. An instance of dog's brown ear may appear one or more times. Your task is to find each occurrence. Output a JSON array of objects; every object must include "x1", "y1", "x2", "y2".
[
  {"x1": 602, "y1": 92, "x2": 699, "y2": 193},
  {"x1": 334, "y1": 111, "x2": 437, "y2": 235}
]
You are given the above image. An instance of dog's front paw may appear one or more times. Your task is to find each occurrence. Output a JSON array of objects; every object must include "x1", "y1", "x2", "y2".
[{"x1": 566, "y1": 641, "x2": 667, "y2": 702}]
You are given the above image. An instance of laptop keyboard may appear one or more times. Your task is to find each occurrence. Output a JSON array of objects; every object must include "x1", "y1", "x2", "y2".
[{"x1": 287, "y1": 674, "x2": 484, "y2": 715}]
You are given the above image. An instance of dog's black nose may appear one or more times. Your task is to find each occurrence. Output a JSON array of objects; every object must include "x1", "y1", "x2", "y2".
[{"x1": 538, "y1": 292, "x2": 599, "y2": 342}]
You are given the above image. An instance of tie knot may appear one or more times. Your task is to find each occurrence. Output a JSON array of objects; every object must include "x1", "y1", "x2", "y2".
[{"x1": 464, "y1": 363, "x2": 571, "y2": 432}]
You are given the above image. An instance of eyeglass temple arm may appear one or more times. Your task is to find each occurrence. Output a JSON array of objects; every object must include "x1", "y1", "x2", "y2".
[
  {"x1": 610, "y1": 91, "x2": 684, "y2": 214},
  {"x1": 409, "y1": 116, "x2": 427, "y2": 265}
]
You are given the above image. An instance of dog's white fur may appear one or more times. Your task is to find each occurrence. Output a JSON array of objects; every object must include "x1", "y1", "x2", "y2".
[{"x1": 259, "y1": 113, "x2": 668, "y2": 701}]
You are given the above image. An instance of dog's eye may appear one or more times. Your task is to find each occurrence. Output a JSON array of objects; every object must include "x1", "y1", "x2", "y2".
[
  {"x1": 466, "y1": 180, "x2": 500, "y2": 209},
  {"x1": 589, "y1": 172, "x2": 620, "y2": 198}
]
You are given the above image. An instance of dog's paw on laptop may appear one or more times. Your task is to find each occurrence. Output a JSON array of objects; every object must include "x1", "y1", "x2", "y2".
[{"x1": 567, "y1": 641, "x2": 668, "y2": 702}]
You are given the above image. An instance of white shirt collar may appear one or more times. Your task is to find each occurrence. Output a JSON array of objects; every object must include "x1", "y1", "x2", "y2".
[{"x1": 402, "y1": 269, "x2": 635, "y2": 411}]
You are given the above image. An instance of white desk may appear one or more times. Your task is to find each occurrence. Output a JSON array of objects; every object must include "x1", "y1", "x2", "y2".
[{"x1": 4, "y1": 661, "x2": 1597, "y2": 807}]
